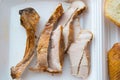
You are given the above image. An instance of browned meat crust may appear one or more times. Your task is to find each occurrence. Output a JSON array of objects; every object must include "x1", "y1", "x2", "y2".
[
  {"x1": 57, "y1": 1, "x2": 86, "y2": 52},
  {"x1": 11, "y1": 7, "x2": 40, "y2": 79},
  {"x1": 30, "y1": 4, "x2": 64, "y2": 71}
]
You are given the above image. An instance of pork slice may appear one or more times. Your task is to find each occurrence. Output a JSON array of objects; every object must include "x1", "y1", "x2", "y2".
[
  {"x1": 30, "y1": 4, "x2": 64, "y2": 71},
  {"x1": 68, "y1": 30, "x2": 93, "y2": 79},
  {"x1": 57, "y1": 7, "x2": 76, "y2": 26},
  {"x1": 47, "y1": 25, "x2": 64, "y2": 73},
  {"x1": 62, "y1": 19, "x2": 74, "y2": 52},
  {"x1": 11, "y1": 8, "x2": 40, "y2": 79},
  {"x1": 73, "y1": 18, "x2": 81, "y2": 41},
  {"x1": 68, "y1": 42, "x2": 84, "y2": 75},
  {"x1": 77, "y1": 50, "x2": 90, "y2": 79},
  {"x1": 57, "y1": 1, "x2": 86, "y2": 52}
]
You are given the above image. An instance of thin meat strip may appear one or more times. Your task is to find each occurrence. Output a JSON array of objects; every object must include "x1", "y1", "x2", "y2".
[
  {"x1": 47, "y1": 25, "x2": 65, "y2": 73},
  {"x1": 11, "y1": 8, "x2": 40, "y2": 79},
  {"x1": 31, "y1": 4, "x2": 64, "y2": 71},
  {"x1": 57, "y1": 1, "x2": 86, "y2": 52},
  {"x1": 68, "y1": 30, "x2": 93, "y2": 79}
]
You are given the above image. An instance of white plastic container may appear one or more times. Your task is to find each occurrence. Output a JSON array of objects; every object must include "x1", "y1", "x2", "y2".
[{"x1": 0, "y1": 0, "x2": 109, "y2": 80}]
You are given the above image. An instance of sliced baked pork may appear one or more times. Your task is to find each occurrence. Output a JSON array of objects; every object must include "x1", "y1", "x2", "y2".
[
  {"x1": 57, "y1": 1, "x2": 86, "y2": 52},
  {"x1": 47, "y1": 25, "x2": 64, "y2": 73},
  {"x1": 47, "y1": 1, "x2": 86, "y2": 73},
  {"x1": 73, "y1": 18, "x2": 81, "y2": 41},
  {"x1": 68, "y1": 30, "x2": 93, "y2": 79},
  {"x1": 31, "y1": 4, "x2": 64, "y2": 71},
  {"x1": 46, "y1": 1, "x2": 86, "y2": 73},
  {"x1": 11, "y1": 8, "x2": 40, "y2": 79}
]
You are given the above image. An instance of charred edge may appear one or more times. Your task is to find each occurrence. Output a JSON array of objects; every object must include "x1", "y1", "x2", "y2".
[
  {"x1": 77, "y1": 6, "x2": 86, "y2": 15},
  {"x1": 29, "y1": 65, "x2": 47, "y2": 72},
  {"x1": 19, "y1": 7, "x2": 40, "y2": 28},
  {"x1": 47, "y1": 3, "x2": 64, "y2": 25},
  {"x1": 47, "y1": 70, "x2": 62, "y2": 73},
  {"x1": 60, "y1": 27, "x2": 65, "y2": 66},
  {"x1": 11, "y1": 67, "x2": 17, "y2": 79},
  {"x1": 19, "y1": 7, "x2": 35, "y2": 15}
]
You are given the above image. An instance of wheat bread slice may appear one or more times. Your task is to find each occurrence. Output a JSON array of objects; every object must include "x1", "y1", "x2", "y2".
[{"x1": 105, "y1": 0, "x2": 120, "y2": 27}]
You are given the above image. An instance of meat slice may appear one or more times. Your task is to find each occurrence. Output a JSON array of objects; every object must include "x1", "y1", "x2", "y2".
[
  {"x1": 57, "y1": 1, "x2": 86, "y2": 52},
  {"x1": 31, "y1": 4, "x2": 64, "y2": 71},
  {"x1": 11, "y1": 8, "x2": 40, "y2": 79},
  {"x1": 73, "y1": 18, "x2": 81, "y2": 41},
  {"x1": 68, "y1": 30, "x2": 93, "y2": 79},
  {"x1": 108, "y1": 43, "x2": 120, "y2": 80},
  {"x1": 77, "y1": 47, "x2": 90, "y2": 78},
  {"x1": 47, "y1": 25, "x2": 64, "y2": 73}
]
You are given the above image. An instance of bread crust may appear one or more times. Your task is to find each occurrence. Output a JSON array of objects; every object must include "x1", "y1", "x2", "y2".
[
  {"x1": 108, "y1": 43, "x2": 120, "y2": 80},
  {"x1": 105, "y1": 0, "x2": 120, "y2": 27}
]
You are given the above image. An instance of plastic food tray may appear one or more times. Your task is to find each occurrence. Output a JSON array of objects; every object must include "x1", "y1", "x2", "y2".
[{"x1": 0, "y1": 0, "x2": 111, "y2": 80}]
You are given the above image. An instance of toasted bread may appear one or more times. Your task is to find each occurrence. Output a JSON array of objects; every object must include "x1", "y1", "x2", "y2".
[
  {"x1": 105, "y1": 0, "x2": 120, "y2": 27},
  {"x1": 108, "y1": 43, "x2": 120, "y2": 80}
]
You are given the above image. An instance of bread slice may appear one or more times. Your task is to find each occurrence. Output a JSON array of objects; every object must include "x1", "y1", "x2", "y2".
[
  {"x1": 105, "y1": 0, "x2": 120, "y2": 27},
  {"x1": 108, "y1": 43, "x2": 120, "y2": 80}
]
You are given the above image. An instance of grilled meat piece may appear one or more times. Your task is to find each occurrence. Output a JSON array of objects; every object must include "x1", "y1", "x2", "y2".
[
  {"x1": 73, "y1": 18, "x2": 81, "y2": 41},
  {"x1": 68, "y1": 30, "x2": 93, "y2": 79},
  {"x1": 57, "y1": 1, "x2": 86, "y2": 52},
  {"x1": 11, "y1": 7, "x2": 40, "y2": 79},
  {"x1": 47, "y1": 1, "x2": 86, "y2": 73},
  {"x1": 47, "y1": 25, "x2": 64, "y2": 73},
  {"x1": 30, "y1": 4, "x2": 64, "y2": 71}
]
